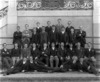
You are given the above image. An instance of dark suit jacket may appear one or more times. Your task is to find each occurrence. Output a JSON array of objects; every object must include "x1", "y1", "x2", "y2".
[
  {"x1": 66, "y1": 26, "x2": 74, "y2": 34},
  {"x1": 77, "y1": 60, "x2": 88, "y2": 71},
  {"x1": 49, "y1": 30, "x2": 57, "y2": 43},
  {"x1": 21, "y1": 48, "x2": 30, "y2": 58},
  {"x1": 56, "y1": 24, "x2": 64, "y2": 33},
  {"x1": 1, "y1": 49, "x2": 11, "y2": 57},
  {"x1": 69, "y1": 33, "x2": 76, "y2": 44},
  {"x1": 67, "y1": 48, "x2": 76, "y2": 58},
  {"x1": 75, "y1": 48, "x2": 85, "y2": 58},
  {"x1": 57, "y1": 48, "x2": 67, "y2": 57},
  {"x1": 85, "y1": 48, "x2": 96, "y2": 58},
  {"x1": 58, "y1": 32, "x2": 69, "y2": 43},
  {"x1": 45, "y1": 26, "x2": 52, "y2": 35},
  {"x1": 41, "y1": 48, "x2": 50, "y2": 57},
  {"x1": 11, "y1": 48, "x2": 21, "y2": 57},
  {"x1": 50, "y1": 48, "x2": 57, "y2": 56},
  {"x1": 13, "y1": 31, "x2": 22, "y2": 44},
  {"x1": 31, "y1": 32, "x2": 39, "y2": 44},
  {"x1": 36, "y1": 27, "x2": 42, "y2": 34},
  {"x1": 76, "y1": 31, "x2": 86, "y2": 44},
  {"x1": 31, "y1": 48, "x2": 40, "y2": 59},
  {"x1": 40, "y1": 32, "x2": 48, "y2": 44}
]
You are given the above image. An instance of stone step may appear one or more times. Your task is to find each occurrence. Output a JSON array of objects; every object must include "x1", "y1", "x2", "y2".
[{"x1": 0, "y1": 72, "x2": 100, "y2": 82}]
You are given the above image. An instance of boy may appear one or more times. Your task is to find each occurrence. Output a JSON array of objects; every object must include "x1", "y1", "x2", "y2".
[
  {"x1": 22, "y1": 24, "x2": 32, "y2": 45},
  {"x1": 85, "y1": 42, "x2": 96, "y2": 60},
  {"x1": 36, "y1": 22, "x2": 42, "y2": 34},
  {"x1": 69, "y1": 28, "x2": 76, "y2": 48},
  {"x1": 1, "y1": 43, "x2": 13, "y2": 69},
  {"x1": 28, "y1": 56, "x2": 53, "y2": 72},
  {"x1": 78, "y1": 58, "x2": 99, "y2": 76},
  {"x1": 59, "y1": 27, "x2": 69, "y2": 45},
  {"x1": 31, "y1": 43, "x2": 40, "y2": 60},
  {"x1": 31, "y1": 27, "x2": 39, "y2": 45},
  {"x1": 75, "y1": 42, "x2": 85, "y2": 59},
  {"x1": 66, "y1": 21, "x2": 74, "y2": 36},
  {"x1": 49, "y1": 25, "x2": 57, "y2": 44},
  {"x1": 56, "y1": 18, "x2": 64, "y2": 33},
  {"x1": 11, "y1": 43, "x2": 21, "y2": 65},
  {"x1": 58, "y1": 42, "x2": 67, "y2": 65},
  {"x1": 13, "y1": 26, "x2": 22, "y2": 48},
  {"x1": 40, "y1": 43, "x2": 49, "y2": 66},
  {"x1": 76, "y1": 26, "x2": 86, "y2": 47},
  {"x1": 45, "y1": 21, "x2": 52, "y2": 35},
  {"x1": 40, "y1": 26, "x2": 48, "y2": 45},
  {"x1": 50, "y1": 43, "x2": 59, "y2": 68},
  {"x1": 21, "y1": 43, "x2": 31, "y2": 59},
  {"x1": 3, "y1": 58, "x2": 28, "y2": 76},
  {"x1": 36, "y1": 22, "x2": 42, "y2": 45}
]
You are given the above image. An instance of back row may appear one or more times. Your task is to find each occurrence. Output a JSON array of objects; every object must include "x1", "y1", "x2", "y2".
[{"x1": 13, "y1": 19, "x2": 86, "y2": 48}]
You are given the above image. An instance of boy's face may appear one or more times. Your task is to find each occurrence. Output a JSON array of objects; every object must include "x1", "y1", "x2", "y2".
[
  {"x1": 30, "y1": 56, "x2": 33, "y2": 62},
  {"x1": 61, "y1": 43, "x2": 64, "y2": 47},
  {"x1": 80, "y1": 58, "x2": 83, "y2": 62},
  {"x1": 44, "y1": 43, "x2": 47, "y2": 48},
  {"x1": 37, "y1": 22, "x2": 40, "y2": 26},
  {"x1": 47, "y1": 21, "x2": 51, "y2": 26},
  {"x1": 23, "y1": 58, "x2": 27, "y2": 62},
  {"x1": 24, "y1": 44, "x2": 28, "y2": 48},
  {"x1": 42, "y1": 27, "x2": 45, "y2": 32},
  {"x1": 3, "y1": 44, "x2": 7, "y2": 49},
  {"x1": 79, "y1": 26, "x2": 82, "y2": 31},
  {"x1": 25, "y1": 24, "x2": 29, "y2": 29},
  {"x1": 33, "y1": 28, "x2": 36, "y2": 32},
  {"x1": 71, "y1": 29, "x2": 74, "y2": 33},
  {"x1": 51, "y1": 43, "x2": 55, "y2": 47},
  {"x1": 77, "y1": 42, "x2": 81, "y2": 47},
  {"x1": 14, "y1": 43, "x2": 18, "y2": 47},
  {"x1": 33, "y1": 43, "x2": 36, "y2": 48},
  {"x1": 17, "y1": 26, "x2": 20, "y2": 31},
  {"x1": 61, "y1": 28, "x2": 65, "y2": 32},
  {"x1": 88, "y1": 43, "x2": 92, "y2": 48},
  {"x1": 58, "y1": 19, "x2": 61, "y2": 23},
  {"x1": 70, "y1": 44, "x2": 73, "y2": 48},
  {"x1": 52, "y1": 26, "x2": 55, "y2": 30},
  {"x1": 73, "y1": 56, "x2": 78, "y2": 61},
  {"x1": 68, "y1": 21, "x2": 71, "y2": 26}
]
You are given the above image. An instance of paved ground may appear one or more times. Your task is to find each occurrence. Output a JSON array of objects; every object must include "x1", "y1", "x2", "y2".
[{"x1": 0, "y1": 72, "x2": 100, "y2": 82}]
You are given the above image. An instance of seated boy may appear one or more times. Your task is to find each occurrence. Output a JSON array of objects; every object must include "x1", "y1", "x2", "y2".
[
  {"x1": 3, "y1": 58, "x2": 28, "y2": 76},
  {"x1": 40, "y1": 43, "x2": 49, "y2": 66},
  {"x1": 11, "y1": 43, "x2": 21, "y2": 65},
  {"x1": 50, "y1": 43, "x2": 59, "y2": 68}
]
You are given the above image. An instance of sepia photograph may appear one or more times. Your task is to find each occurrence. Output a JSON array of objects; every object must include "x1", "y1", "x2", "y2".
[{"x1": 0, "y1": 0, "x2": 100, "y2": 82}]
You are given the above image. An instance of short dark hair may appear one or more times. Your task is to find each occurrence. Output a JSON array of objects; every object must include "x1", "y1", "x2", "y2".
[
  {"x1": 25, "y1": 24, "x2": 29, "y2": 27},
  {"x1": 58, "y1": 18, "x2": 61, "y2": 21},
  {"x1": 52, "y1": 25, "x2": 55, "y2": 27}
]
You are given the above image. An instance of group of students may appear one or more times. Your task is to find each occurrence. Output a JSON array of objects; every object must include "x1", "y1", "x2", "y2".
[{"x1": 0, "y1": 19, "x2": 99, "y2": 76}]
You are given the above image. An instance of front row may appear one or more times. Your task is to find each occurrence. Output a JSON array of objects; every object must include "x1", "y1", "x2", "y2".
[{"x1": 1, "y1": 42, "x2": 99, "y2": 76}]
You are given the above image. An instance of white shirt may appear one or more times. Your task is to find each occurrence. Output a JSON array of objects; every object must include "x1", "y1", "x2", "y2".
[
  {"x1": 70, "y1": 48, "x2": 72, "y2": 50},
  {"x1": 61, "y1": 31, "x2": 65, "y2": 34},
  {"x1": 33, "y1": 48, "x2": 36, "y2": 51},
  {"x1": 52, "y1": 47, "x2": 55, "y2": 50},
  {"x1": 89, "y1": 48, "x2": 91, "y2": 51},
  {"x1": 37, "y1": 27, "x2": 40, "y2": 29},
  {"x1": 52, "y1": 30, "x2": 55, "y2": 33}
]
